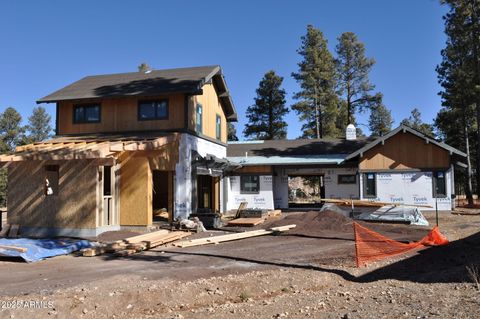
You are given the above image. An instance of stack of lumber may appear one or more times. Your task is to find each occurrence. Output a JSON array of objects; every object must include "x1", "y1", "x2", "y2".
[
  {"x1": 227, "y1": 209, "x2": 282, "y2": 227},
  {"x1": 173, "y1": 224, "x2": 296, "y2": 248},
  {"x1": 82, "y1": 230, "x2": 190, "y2": 257}
]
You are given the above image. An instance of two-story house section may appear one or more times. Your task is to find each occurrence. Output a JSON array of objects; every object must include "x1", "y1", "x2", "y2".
[{"x1": 0, "y1": 66, "x2": 237, "y2": 237}]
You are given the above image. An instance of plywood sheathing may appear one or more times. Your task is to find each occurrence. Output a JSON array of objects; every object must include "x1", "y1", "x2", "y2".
[
  {"x1": 7, "y1": 160, "x2": 98, "y2": 229},
  {"x1": 359, "y1": 132, "x2": 451, "y2": 170},
  {"x1": 118, "y1": 138, "x2": 180, "y2": 226}
]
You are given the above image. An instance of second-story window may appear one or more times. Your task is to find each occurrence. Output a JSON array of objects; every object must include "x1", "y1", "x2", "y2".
[
  {"x1": 216, "y1": 114, "x2": 221, "y2": 140},
  {"x1": 138, "y1": 100, "x2": 169, "y2": 121},
  {"x1": 196, "y1": 103, "x2": 203, "y2": 134},
  {"x1": 73, "y1": 104, "x2": 101, "y2": 124}
]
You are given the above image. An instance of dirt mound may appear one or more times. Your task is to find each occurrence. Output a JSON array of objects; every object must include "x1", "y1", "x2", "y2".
[{"x1": 267, "y1": 210, "x2": 353, "y2": 235}]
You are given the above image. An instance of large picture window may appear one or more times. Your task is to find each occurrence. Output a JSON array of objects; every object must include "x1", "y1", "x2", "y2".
[
  {"x1": 73, "y1": 104, "x2": 101, "y2": 123},
  {"x1": 363, "y1": 173, "x2": 376, "y2": 197},
  {"x1": 433, "y1": 171, "x2": 447, "y2": 197},
  {"x1": 240, "y1": 175, "x2": 260, "y2": 194},
  {"x1": 138, "y1": 100, "x2": 168, "y2": 121}
]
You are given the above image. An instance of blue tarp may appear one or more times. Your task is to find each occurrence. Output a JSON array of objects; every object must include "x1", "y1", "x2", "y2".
[{"x1": 0, "y1": 238, "x2": 92, "y2": 262}]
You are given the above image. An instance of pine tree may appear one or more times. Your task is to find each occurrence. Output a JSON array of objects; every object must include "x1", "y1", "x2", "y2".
[
  {"x1": 138, "y1": 63, "x2": 152, "y2": 72},
  {"x1": 25, "y1": 106, "x2": 52, "y2": 143},
  {"x1": 244, "y1": 71, "x2": 288, "y2": 140},
  {"x1": 400, "y1": 108, "x2": 435, "y2": 137},
  {"x1": 292, "y1": 25, "x2": 339, "y2": 139},
  {"x1": 435, "y1": 0, "x2": 479, "y2": 202},
  {"x1": 336, "y1": 32, "x2": 381, "y2": 127},
  {"x1": 0, "y1": 107, "x2": 25, "y2": 153},
  {"x1": 228, "y1": 123, "x2": 239, "y2": 141},
  {"x1": 0, "y1": 107, "x2": 25, "y2": 207},
  {"x1": 368, "y1": 99, "x2": 393, "y2": 137}
]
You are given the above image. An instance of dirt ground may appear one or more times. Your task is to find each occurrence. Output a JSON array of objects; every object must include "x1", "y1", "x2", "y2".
[{"x1": 0, "y1": 210, "x2": 480, "y2": 319}]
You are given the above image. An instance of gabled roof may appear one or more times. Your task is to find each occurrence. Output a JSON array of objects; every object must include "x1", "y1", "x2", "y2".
[
  {"x1": 37, "y1": 65, "x2": 237, "y2": 121},
  {"x1": 344, "y1": 124, "x2": 467, "y2": 160}
]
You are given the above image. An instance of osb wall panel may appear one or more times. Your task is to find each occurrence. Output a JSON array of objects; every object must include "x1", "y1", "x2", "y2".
[
  {"x1": 190, "y1": 83, "x2": 227, "y2": 143},
  {"x1": 58, "y1": 94, "x2": 185, "y2": 134},
  {"x1": 7, "y1": 160, "x2": 97, "y2": 229},
  {"x1": 119, "y1": 155, "x2": 152, "y2": 226},
  {"x1": 359, "y1": 132, "x2": 451, "y2": 170}
]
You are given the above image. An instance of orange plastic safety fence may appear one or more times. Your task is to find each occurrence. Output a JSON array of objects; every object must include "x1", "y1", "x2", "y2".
[{"x1": 353, "y1": 222, "x2": 449, "y2": 267}]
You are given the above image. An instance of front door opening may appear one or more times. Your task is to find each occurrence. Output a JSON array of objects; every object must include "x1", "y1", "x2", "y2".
[
  {"x1": 197, "y1": 175, "x2": 213, "y2": 211},
  {"x1": 288, "y1": 175, "x2": 325, "y2": 208},
  {"x1": 152, "y1": 170, "x2": 173, "y2": 222}
]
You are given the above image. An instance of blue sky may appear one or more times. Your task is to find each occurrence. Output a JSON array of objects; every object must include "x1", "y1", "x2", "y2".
[{"x1": 0, "y1": 0, "x2": 447, "y2": 139}]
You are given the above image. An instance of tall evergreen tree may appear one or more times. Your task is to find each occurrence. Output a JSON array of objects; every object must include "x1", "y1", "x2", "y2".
[
  {"x1": 0, "y1": 107, "x2": 25, "y2": 207},
  {"x1": 292, "y1": 25, "x2": 339, "y2": 139},
  {"x1": 0, "y1": 107, "x2": 25, "y2": 153},
  {"x1": 244, "y1": 71, "x2": 288, "y2": 140},
  {"x1": 336, "y1": 32, "x2": 381, "y2": 127},
  {"x1": 228, "y1": 123, "x2": 239, "y2": 141},
  {"x1": 435, "y1": 0, "x2": 479, "y2": 202},
  {"x1": 25, "y1": 106, "x2": 52, "y2": 143},
  {"x1": 368, "y1": 99, "x2": 393, "y2": 137},
  {"x1": 400, "y1": 108, "x2": 435, "y2": 137},
  {"x1": 138, "y1": 62, "x2": 152, "y2": 72}
]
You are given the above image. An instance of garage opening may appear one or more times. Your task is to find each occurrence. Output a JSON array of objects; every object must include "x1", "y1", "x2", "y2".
[{"x1": 288, "y1": 175, "x2": 325, "y2": 208}]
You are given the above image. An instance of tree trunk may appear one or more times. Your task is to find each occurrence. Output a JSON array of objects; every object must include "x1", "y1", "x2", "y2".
[
  {"x1": 463, "y1": 110, "x2": 474, "y2": 206},
  {"x1": 471, "y1": 0, "x2": 480, "y2": 196}
]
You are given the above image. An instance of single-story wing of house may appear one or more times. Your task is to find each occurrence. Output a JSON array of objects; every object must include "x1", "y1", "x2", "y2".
[{"x1": 225, "y1": 125, "x2": 467, "y2": 212}]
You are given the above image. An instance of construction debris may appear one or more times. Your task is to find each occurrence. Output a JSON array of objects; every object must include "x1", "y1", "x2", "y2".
[
  {"x1": 173, "y1": 224, "x2": 296, "y2": 248},
  {"x1": 320, "y1": 198, "x2": 432, "y2": 208},
  {"x1": 82, "y1": 230, "x2": 190, "y2": 257}
]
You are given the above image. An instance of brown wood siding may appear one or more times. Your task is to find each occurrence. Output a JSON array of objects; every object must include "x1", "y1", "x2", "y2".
[
  {"x1": 359, "y1": 132, "x2": 451, "y2": 170},
  {"x1": 57, "y1": 94, "x2": 185, "y2": 134},
  {"x1": 190, "y1": 83, "x2": 227, "y2": 143},
  {"x1": 7, "y1": 160, "x2": 97, "y2": 229},
  {"x1": 234, "y1": 166, "x2": 273, "y2": 174}
]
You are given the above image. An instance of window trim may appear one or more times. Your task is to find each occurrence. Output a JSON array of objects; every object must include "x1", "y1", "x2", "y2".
[
  {"x1": 137, "y1": 99, "x2": 169, "y2": 121},
  {"x1": 215, "y1": 114, "x2": 222, "y2": 140},
  {"x1": 240, "y1": 175, "x2": 260, "y2": 194},
  {"x1": 73, "y1": 104, "x2": 101, "y2": 124},
  {"x1": 338, "y1": 174, "x2": 357, "y2": 184},
  {"x1": 432, "y1": 170, "x2": 447, "y2": 198},
  {"x1": 363, "y1": 173, "x2": 377, "y2": 198}
]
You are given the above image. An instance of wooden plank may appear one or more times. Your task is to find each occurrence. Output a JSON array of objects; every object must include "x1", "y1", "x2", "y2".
[
  {"x1": 0, "y1": 244, "x2": 27, "y2": 253},
  {"x1": 227, "y1": 218, "x2": 265, "y2": 227},
  {"x1": 173, "y1": 224, "x2": 296, "y2": 248}
]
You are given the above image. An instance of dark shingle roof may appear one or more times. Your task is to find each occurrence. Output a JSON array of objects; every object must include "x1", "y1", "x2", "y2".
[
  {"x1": 227, "y1": 138, "x2": 373, "y2": 157},
  {"x1": 37, "y1": 65, "x2": 237, "y2": 121}
]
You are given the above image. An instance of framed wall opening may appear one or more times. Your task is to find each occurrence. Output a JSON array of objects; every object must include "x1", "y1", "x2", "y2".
[
  {"x1": 287, "y1": 175, "x2": 325, "y2": 209},
  {"x1": 152, "y1": 170, "x2": 174, "y2": 223}
]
